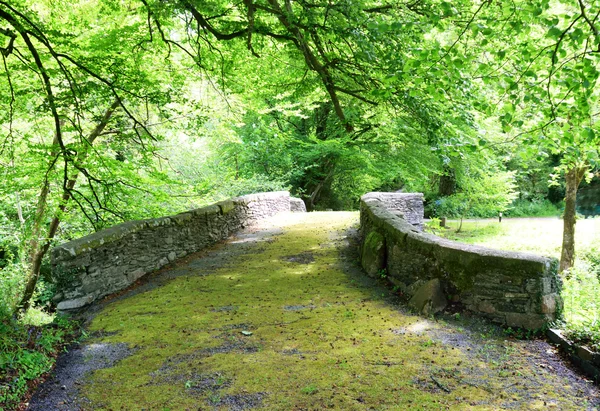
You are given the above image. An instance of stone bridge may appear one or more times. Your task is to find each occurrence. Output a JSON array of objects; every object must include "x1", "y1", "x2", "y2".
[
  {"x1": 29, "y1": 192, "x2": 596, "y2": 410},
  {"x1": 52, "y1": 191, "x2": 561, "y2": 331}
]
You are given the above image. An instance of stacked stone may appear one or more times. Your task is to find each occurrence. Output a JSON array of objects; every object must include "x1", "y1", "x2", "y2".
[
  {"x1": 290, "y1": 197, "x2": 307, "y2": 212},
  {"x1": 52, "y1": 191, "x2": 298, "y2": 312},
  {"x1": 359, "y1": 193, "x2": 562, "y2": 330},
  {"x1": 361, "y1": 192, "x2": 424, "y2": 230}
]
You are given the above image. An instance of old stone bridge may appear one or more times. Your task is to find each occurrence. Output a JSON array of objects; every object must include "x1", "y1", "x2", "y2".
[{"x1": 29, "y1": 192, "x2": 598, "y2": 410}]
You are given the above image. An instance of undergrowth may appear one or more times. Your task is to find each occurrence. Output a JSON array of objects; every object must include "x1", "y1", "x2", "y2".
[
  {"x1": 504, "y1": 199, "x2": 562, "y2": 217},
  {"x1": 0, "y1": 310, "x2": 80, "y2": 410},
  {"x1": 561, "y1": 265, "x2": 600, "y2": 351}
]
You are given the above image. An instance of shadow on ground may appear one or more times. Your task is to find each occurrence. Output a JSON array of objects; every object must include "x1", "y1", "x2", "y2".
[{"x1": 29, "y1": 212, "x2": 599, "y2": 410}]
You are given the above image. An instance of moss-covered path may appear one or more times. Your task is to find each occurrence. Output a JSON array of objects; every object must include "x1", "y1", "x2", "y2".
[{"x1": 30, "y1": 212, "x2": 599, "y2": 410}]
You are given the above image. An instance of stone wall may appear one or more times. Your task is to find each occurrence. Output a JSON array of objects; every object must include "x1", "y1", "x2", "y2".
[
  {"x1": 360, "y1": 193, "x2": 562, "y2": 330},
  {"x1": 361, "y1": 192, "x2": 424, "y2": 230},
  {"x1": 52, "y1": 192, "x2": 298, "y2": 311},
  {"x1": 290, "y1": 197, "x2": 307, "y2": 212}
]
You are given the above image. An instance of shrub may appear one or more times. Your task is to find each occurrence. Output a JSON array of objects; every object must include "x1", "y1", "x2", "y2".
[
  {"x1": 580, "y1": 243, "x2": 600, "y2": 281},
  {"x1": 0, "y1": 262, "x2": 26, "y2": 320},
  {"x1": 561, "y1": 263, "x2": 600, "y2": 351},
  {"x1": 504, "y1": 199, "x2": 562, "y2": 217},
  {"x1": 0, "y1": 314, "x2": 78, "y2": 409}
]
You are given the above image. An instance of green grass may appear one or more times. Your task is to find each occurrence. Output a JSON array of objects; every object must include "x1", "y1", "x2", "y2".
[{"x1": 432, "y1": 216, "x2": 600, "y2": 350}]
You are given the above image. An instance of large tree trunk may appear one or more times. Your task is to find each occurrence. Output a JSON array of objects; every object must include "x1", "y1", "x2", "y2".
[
  {"x1": 559, "y1": 166, "x2": 587, "y2": 273},
  {"x1": 18, "y1": 100, "x2": 120, "y2": 313}
]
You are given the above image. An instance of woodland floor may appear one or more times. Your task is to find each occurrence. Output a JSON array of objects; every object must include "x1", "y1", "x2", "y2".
[{"x1": 28, "y1": 212, "x2": 600, "y2": 410}]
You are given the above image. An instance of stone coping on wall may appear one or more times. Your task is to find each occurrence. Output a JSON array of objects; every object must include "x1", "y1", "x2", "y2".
[
  {"x1": 547, "y1": 329, "x2": 600, "y2": 381},
  {"x1": 52, "y1": 191, "x2": 300, "y2": 312},
  {"x1": 361, "y1": 192, "x2": 424, "y2": 229},
  {"x1": 359, "y1": 193, "x2": 562, "y2": 330},
  {"x1": 53, "y1": 192, "x2": 291, "y2": 261}
]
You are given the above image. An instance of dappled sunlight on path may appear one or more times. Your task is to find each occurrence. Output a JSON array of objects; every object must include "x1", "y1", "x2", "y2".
[{"x1": 30, "y1": 212, "x2": 599, "y2": 410}]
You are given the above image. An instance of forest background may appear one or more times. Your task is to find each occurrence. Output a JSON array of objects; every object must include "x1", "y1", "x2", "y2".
[{"x1": 0, "y1": 0, "x2": 599, "y2": 407}]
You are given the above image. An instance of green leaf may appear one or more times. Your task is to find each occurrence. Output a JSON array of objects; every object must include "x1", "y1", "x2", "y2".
[
  {"x1": 547, "y1": 27, "x2": 563, "y2": 39},
  {"x1": 581, "y1": 127, "x2": 595, "y2": 142}
]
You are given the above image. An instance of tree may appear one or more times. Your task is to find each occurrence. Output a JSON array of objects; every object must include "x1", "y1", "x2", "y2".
[
  {"x1": 0, "y1": 0, "x2": 193, "y2": 313},
  {"x1": 8, "y1": 0, "x2": 588, "y2": 315},
  {"x1": 495, "y1": 1, "x2": 600, "y2": 272},
  {"x1": 431, "y1": 0, "x2": 600, "y2": 271}
]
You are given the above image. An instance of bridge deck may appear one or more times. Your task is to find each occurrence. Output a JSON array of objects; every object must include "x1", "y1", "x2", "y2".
[{"x1": 30, "y1": 212, "x2": 598, "y2": 410}]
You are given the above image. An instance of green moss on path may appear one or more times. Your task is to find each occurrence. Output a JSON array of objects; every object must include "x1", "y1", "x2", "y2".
[{"x1": 67, "y1": 213, "x2": 597, "y2": 409}]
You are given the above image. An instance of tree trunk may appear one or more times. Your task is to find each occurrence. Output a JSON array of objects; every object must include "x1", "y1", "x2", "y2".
[
  {"x1": 559, "y1": 166, "x2": 587, "y2": 273},
  {"x1": 456, "y1": 216, "x2": 464, "y2": 233},
  {"x1": 18, "y1": 100, "x2": 120, "y2": 313},
  {"x1": 438, "y1": 166, "x2": 456, "y2": 196}
]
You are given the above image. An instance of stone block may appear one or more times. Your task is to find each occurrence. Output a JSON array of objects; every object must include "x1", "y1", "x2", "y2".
[
  {"x1": 128, "y1": 268, "x2": 145, "y2": 283},
  {"x1": 492, "y1": 300, "x2": 529, "y2": 314},
  {"x1": 540, "y1": 293, "x2": 558, "y2": 314},
  {"x1": 506, "y1": 313, "x2": 545, "y2": 330},
  {"x1": 408, "y1": 279, "x2": 447, "y2": 315},
  {"x1": 217, "y1": 200, "x2": 235, "y2": 215},
  {"x1": 361, "y1": 230, "x2": 386, "y2": 277},
  {"x1": 576, "y1": 345, "x2": 594, "y2": 362},
  {"x1": 477, "y1": 300, "x2": 496, "y2": 314},
  {"x1": 57, "y1": 293, "x2": 98, "y2": 311},
  {"x1": 290, "y1": 197, "x2": 307, "y2": 212},
  {"x1": 547, "y1": 329, "x2": 569, "y2": 348}
]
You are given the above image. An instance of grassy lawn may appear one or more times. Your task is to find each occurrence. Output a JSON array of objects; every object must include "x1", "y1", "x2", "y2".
[{"x1": 431, "y1": 217, "x2": 600, "y2": 349}]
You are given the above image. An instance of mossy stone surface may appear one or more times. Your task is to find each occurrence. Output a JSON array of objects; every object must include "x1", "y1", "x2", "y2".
[
  {"x1": 51, "y1": 212, "x2": 598, "y2": 410},
  {"x1": 408, "y1": 279, "x2": 448, "y2": 315},
  {"x1": 361, "y1": 230, "x2": 386, "y2": 277}
]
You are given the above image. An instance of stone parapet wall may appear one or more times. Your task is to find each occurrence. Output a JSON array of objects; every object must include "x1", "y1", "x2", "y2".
[
  {"x1": 361, "y1": 192, "x2": 424, "y2": 230},
  {"x1": 359, "y1": 193, "x2": 562, "y2": 330},
  {"x1": 52, "y1": 192, "x2": 296, "y2": 311},
  {"x1": 290, "y1": 197, "x2": 307, "y2": 212}
]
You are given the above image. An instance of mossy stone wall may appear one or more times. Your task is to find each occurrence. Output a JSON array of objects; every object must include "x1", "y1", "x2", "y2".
[
  {"x1": 360, "y1": 194, "x2": 562, "y2": 330},
  {"x1": 52, "y1": 192, "x2": 296, "y2": 311}
]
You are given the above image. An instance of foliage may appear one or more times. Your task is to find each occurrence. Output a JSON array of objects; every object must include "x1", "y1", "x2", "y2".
[
  {"x1": 581, "y1": 240, "x2": 600, "y2": 281},
  {"x1": 0, "y1": 262, "x2": 26, "y2": 319},
  {"x1": 427, "y1": 169, "x2": 517, "y2": 219},
  {"x1": 0, "y1": 313, "x2": 79, "y2": 409},
  {"x1": 504, "y1": 199, "x2": 562, "y2": 218},
  {"x1": 424, "y1": 217, "x2": 442, "y2": 235},
  {"x1": 561, "y1": 264, "x2": 600, "y2": 351},
  {"x1": 0, "y1": 0, "x2": 216, "y2": 313}
]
